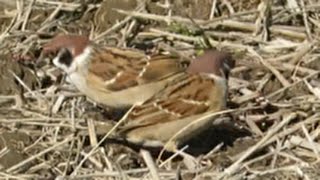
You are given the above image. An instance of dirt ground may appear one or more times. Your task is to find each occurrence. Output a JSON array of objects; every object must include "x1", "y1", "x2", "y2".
[{"x1": 1, "y1": 0, "x2": 320, "y2": 179}]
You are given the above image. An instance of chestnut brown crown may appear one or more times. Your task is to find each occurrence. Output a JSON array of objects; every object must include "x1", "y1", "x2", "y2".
[
  {"x1": 42, "y1": 34, "x2": 89, "y2": 56},
  {"x1": 187, "y1": 50, "x2": 235, "y2": 78}
]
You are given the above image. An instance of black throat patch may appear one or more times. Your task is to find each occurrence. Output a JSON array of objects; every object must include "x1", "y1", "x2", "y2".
[{"x1": 58, "y1": 48, "x2": 73, "y2": 67}]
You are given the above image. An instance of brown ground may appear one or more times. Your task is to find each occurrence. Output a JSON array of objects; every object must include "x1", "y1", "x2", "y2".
[{"x1": 1, "y1": 0, "x2": 320, "y2": 179}]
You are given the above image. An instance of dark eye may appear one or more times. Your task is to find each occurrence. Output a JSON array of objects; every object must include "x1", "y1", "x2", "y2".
[{"x1": 58, "y1": 48, "x2": 73, "y2": 67}]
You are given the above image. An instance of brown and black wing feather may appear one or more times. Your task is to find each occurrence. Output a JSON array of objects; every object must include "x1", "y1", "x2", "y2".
[
  {"x1": 88, "y1": 47, "x2": 186, "y2": 91},
  {"x1": 119, "y1": 73, "x2": 226, "y2": 132}
]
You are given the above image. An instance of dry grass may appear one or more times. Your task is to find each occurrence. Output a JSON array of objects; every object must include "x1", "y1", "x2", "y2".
[{"x1": 1, "y1": 0, "x2": 320, "y2": 179}]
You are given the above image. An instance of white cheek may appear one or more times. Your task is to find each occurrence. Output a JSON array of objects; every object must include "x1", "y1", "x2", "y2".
[
  {"x1": 74, "y1": 46, "x2": 91, "y2": 67},
  {"x1": 52, "y1": 47, "x2": 91, "y2": 80},
  {"x1": 53, "y1": 57, "x2": 78, "y2": 74},
  {"x1": 52, "y1": 56, "x2": 59, "y2": 67},
  {"x1": 209, "y1": 73, "x2": 228, "y2": 105},
  {"x1": 53, "y1": 56, "x2": 69, "y2": 72}
]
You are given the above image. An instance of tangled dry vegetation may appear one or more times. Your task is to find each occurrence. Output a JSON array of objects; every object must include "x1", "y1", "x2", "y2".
[{"x1": 1, "y1": 0, "x2": 320, "y2": 179}]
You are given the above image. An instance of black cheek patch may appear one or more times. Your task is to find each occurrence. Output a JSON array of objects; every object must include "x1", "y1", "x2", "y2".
[{"x1": 58, "y1": 48, "x2": 73, "y2": 67}]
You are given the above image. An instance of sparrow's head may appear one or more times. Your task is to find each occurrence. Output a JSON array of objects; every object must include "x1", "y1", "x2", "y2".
[
  {"x1": 187, "y1": 50, "x2": 235, "y2": 78},
  {"x1": 42, "y1": 34, "x2": 90, "y2": 73}
]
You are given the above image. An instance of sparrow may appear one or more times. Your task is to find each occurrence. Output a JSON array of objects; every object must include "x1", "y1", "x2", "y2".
[
  {"x1": 117, "y1": 50, "x2": 235, "y2": 151},
  {"x1": 42, "y1": 34, "x2": 187, "y2": 108}
]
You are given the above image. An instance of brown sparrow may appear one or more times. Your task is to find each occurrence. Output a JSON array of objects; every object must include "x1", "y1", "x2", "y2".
[
  {"x1": 118, "y1": 50, "x2": 235, "y2": 151},
  {"x1": 42, "y1": 34, "x2": 186, "y2": 108}
]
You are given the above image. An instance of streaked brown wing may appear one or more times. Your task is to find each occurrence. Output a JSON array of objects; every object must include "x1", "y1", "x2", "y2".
[
  {"x1": 140, "y1": 55, "x2": 186, "y2": 82},
  {"x1": 88, "y1": 47, "x2": 185, "y2": 91},
  {"x1": 120, "y1": 73, "x2": 226, "y2": 132},
  {"x1": 88, "y1": 47, "x2": 146, "y2": 90}
]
